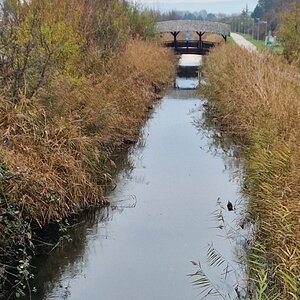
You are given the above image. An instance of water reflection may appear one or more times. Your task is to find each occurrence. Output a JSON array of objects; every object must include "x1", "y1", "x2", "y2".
[
  {"x1": 178, "y1": 54, "x2": 202, "y2": 67},
  {"x1": 190, "y1": 99, "x2": 251, "y2": 299},
  {"x1": 174, "y1": 66, "x2": 201, "y2": 89},
  {"x1": 174, "y1": 54, "x2": 202, "y2": 90},
  {"x1": 193, "y1": 100, "x2": 245, "y2": 184},
  {"x1": 174, "y1": 76, "x2": 199, "y2": 90},
  {"x1": 29, "y1": 56, "x2": 247, "y2": 300},
  {"x1": 31, "y1": 208, "x2": 112, "y2": 299}
]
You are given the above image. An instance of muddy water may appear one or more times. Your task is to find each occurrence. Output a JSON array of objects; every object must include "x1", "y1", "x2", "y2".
[{"x1": 31, "y1": 56, "x2": 244, "y2": 300}]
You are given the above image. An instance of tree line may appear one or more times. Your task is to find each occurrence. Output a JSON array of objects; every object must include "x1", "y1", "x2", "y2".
[{"x1": 251, "y1": 0, "x2": 300, "y2": 66}]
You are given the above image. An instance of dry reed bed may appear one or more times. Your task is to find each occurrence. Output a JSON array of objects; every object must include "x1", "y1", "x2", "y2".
[
  {"x1": 201, "y1": 44, "x2": 300, "y2": 299},
  {"x1": 0, "y1": 39, "x2": 174, "y2": 226}
]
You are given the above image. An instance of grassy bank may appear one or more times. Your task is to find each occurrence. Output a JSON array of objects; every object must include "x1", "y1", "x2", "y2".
[
  {"x1": 239, "y1": 33, "x2": 284, "y2": 55},
  {"x1": 200, "y1": 44, "x2": 300, "y2": 299},
  {"x1": 0, "y1": 0, "x2": 174, "y2": 297}
]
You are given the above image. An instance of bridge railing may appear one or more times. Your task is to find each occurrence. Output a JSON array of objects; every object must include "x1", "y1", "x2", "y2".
[{"x1": 164, "y1": 40, "x2": 217, "y2": 49}]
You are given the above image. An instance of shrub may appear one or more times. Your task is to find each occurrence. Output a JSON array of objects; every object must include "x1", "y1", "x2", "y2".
[{"x1": 278, "y1": 3, "x2": 300, "y2": 68}]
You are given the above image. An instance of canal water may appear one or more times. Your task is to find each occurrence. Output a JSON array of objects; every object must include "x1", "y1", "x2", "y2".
[{"x1": 31, "y1": 55, "x2": 245, "y2": 300}]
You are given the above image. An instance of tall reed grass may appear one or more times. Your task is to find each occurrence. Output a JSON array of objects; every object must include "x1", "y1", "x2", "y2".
[
  {"x1": 0, "y1": 38, "x2": 173, "y2": 225},
  {"x1": 0, "y1": 38, "x2": 174, "y2": 297},
  {"x1": 201, "y1": 44, "x2": 300, "y2": 299},
  {"x1": 0, "y1": 0, "x2": 174, "y2": 296}
]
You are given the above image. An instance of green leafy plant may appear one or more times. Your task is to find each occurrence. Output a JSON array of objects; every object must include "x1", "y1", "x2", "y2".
[{"x1": 278, "y1": 3, "x2": 300, "y2": 68}]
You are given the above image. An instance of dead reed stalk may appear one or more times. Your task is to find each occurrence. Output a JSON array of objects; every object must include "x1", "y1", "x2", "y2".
[
  {"x1": 0, "y1": 38, "x2": 174, "y2": 225},
  {"x1": 0, "y1": 38, "x2": 174, "y2": 297},
  {"x1": 201, "y1": 44, "x2": 300, "y2": 299}
]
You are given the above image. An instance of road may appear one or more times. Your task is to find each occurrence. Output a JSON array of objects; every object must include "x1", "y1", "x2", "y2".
[{"x1": 231, "y1": 32, "x2": 258, "y2": 53}]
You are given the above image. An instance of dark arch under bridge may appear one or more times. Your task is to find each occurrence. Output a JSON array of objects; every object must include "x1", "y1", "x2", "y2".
[{"x1": 156, "y1": 20, "x2": 231, "y2": 55}]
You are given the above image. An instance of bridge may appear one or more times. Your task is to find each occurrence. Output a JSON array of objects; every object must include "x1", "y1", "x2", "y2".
[{"x1": 156, "y1": 20, "x2": 231, "y2": 55}]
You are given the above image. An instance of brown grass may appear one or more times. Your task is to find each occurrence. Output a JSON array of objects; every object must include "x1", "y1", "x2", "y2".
[
  {"x1": 0, "y1": 39, "x2": 174, "y2": 226},
  {"x1": 0, "y1": 0, "x2": 174, "y2": 295},
  {"x1": 201, "y1": 44, "x2": 300, "y2": 299}
]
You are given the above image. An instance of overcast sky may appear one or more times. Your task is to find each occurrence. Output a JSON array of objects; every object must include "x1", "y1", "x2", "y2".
[{"x1": 134, "y1": 0, "x2": 259, "y2": 14}]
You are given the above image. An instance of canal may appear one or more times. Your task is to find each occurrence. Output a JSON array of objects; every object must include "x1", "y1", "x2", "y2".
[{"x1": 31, "y1": 55, "x2": 245, "y2": 300}]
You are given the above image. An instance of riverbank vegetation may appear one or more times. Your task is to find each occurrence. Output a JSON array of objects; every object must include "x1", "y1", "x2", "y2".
[
  {"x1": 0, "y1": 0, "x2": 174, "y2": 297},
  {"x1": 200, "y1": 44, "x2": 300, "y2": 299},
  {"x1": 229, "y1": 1, "x2": 300, "y2": 69},
  {"x1": 239, "y1": 33, "x2": 283, "y2": 55},
  {"x1": 253, "y1": 0, "x2": 300, "y2": 68},
  {"x1": 277, "y1": 3, "x2": 300, "y2": 68}
]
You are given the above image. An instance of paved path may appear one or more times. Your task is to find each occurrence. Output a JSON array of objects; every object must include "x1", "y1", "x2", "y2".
[{"x1": 231, "y1": 32, "x2": 258, "y2": 53}]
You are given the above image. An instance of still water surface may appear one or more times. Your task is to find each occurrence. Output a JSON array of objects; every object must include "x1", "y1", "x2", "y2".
[{"x1": 31, "y1": 56, "x2": 243, "y2": 300}]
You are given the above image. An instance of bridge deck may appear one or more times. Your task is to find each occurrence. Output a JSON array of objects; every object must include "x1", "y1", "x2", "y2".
[
  {"x1": 156, "y1": 20, "x2": 231, "y2": 36},
  {"x1": 164, "y1": 40, "x2": 216, "y2": 48},
  {"x1": 156, "y1": 20, "x2": 230, "y2": 55},
  {"x1": 164, "y1": 40, "x2": 217, "y2": 55}
]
